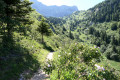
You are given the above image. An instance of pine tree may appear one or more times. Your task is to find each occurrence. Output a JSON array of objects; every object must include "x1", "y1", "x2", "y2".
[
  {"x1": 118, "y1": 35, "x2": 120, "y2": 46},
  {"x1": 62, "y1": 26, "x2": 67, "y2": 31},
  {"x1": 0, "y1": 0, "x2": 33, "y2": 47},
  {"x1": 111, "y1": 35, "x2": 117, "y2": 45},
  {"x1": 69, "y1": 28, "x2": 74, "y2": 40},
  {"x1": 89, "y1": 27, "x2": 95, "y2": 34},
  {"x1": 37, "y1": 18, "x2": 52, "y2": 43},
  {"x1": 111, "y1": 23, "x2": 117, "y2": 30},
  {"x1": 0, "y1": 0, "x2": 6, "y2": 35}
]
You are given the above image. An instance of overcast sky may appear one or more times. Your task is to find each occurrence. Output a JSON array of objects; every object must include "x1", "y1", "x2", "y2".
[{"x1": 37, "y1": 0, "x2": 105, "y2": 10}]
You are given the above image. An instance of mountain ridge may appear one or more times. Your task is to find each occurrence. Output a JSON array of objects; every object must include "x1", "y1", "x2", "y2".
[{"x1": 30, "y1": 0, "x2": 78, "y2": 17}]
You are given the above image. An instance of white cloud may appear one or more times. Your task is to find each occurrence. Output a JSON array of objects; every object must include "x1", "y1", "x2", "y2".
[
  {"x1": 37, "y1": 0, "x2": 65, "y2": 6},
  {"x1": 37, "y1": 0, "x2": 105, "y2": 10}
]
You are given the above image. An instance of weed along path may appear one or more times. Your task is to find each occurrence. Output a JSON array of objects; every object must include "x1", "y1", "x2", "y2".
[{"x1": 30, "y1": 52, "x2": 54, "y2": 80}]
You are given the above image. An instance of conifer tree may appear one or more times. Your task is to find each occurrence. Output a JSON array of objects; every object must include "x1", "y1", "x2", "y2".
[
  {"x1": 69, "y1": 28, "x2": 74, "y2": 40},
  {"x1": 111, "y1": 35, "x2": 116, "y2": 45},
  {"x1": 0, "y1": 0, "x2": 33, "y2": 47},
  {"x1": 63, "y1": 26, "x2": 67, "y2": 31},
  {"x1": 37, "y1": 18, "x2": 52, "y2": 43},
  {"x1": 118, "y1": 36, "x2": 120, "y2": 46}
]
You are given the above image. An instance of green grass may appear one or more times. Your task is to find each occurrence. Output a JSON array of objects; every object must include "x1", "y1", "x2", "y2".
[
  {"x1": 99, "y1": 58, "x2": 120, "y2": 71},
  {"x1": 53, "y1": 51, "x2": 59, "y2": 61},
  {"x1": 0, "y1": 33, "x2": 52, "y2": 80},
  {"x1": 36, "y1": 49, "x2": 49, "y2": 66}
]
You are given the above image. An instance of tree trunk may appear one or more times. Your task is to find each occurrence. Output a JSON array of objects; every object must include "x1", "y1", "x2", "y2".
[
  {"x1": 4, "y1": 7, "x2": 14, "y2": 47},
  {"x1": 3, "y1": 6, "x2": 12, "y2": 47},
  {"x1": 58, "y1": 69, "x2": 60, "y2": 79},
  {"x1": 42, "y1": 34, "x2": 44, "y2": 43}
]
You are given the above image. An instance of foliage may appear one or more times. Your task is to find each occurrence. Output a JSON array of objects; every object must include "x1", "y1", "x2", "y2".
[
  {"x1": 0, "y1": 0, "x2": 120, "y2": 79},
  {"x1": 0, "y1": 0, "x2": 33, "y2": 47},
  {"x1": 69, "y1": 30, "x2": 74, "y2": 40},
  {"x1": 44, "y1": 43, "x2": 120, "y2": 80},
  {"x1": 37, "y1": 18, "x2": 52, "y2": 43},
  {"x1": 111, "y1": 23, "x2": 118, "y2": 30},
  {"x1": 0, "y1": 7, "x2": 54, "y2": 80},
  {"x1": 90, "y1": 0, "x2": 120, "y2": 22},
  {"x1": 0, "y1": 33, "x2": 50, "y2": 80}
]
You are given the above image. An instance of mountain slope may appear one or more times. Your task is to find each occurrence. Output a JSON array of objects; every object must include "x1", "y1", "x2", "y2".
[
  {"x1": 47, "y1": 0, "x2": 120, "y2": 62},
  {"x1": 30, "y1": 0, "x2": 78, "y2": 17},
  {"x1": 90, "y1": 0, "x2": 120, "y2": 22}
]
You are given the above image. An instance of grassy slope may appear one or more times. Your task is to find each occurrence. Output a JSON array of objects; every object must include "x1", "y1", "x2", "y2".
[
  {"x1": 0, "y1": 10, "x2": 59, "y2": 80},
  {"x1": 99, "y1": 56, "x2": 120, "y2": 71},
  {"x1": 0, "y1": 32, "x2": 51, "y2": 80}
]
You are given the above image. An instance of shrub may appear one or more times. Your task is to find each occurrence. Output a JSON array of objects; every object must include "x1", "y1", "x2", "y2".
[
  {"x1": 44, "y1": 43, "x2": 120, "y2": 80},
  {"x1": 111, "y1": 23, "x2": 117, "y2": 30}
]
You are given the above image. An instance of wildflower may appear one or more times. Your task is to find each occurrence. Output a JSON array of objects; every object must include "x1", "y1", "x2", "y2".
[
  {"x1": 92, "y1": 60, "x2": 94, "y2": 62},
  {"x1": 58, "y1": 55, "x2": 61, "y2": 57},
  {"x1": 103, "y1": 78, "x2": 106, "y2": 80},
  {"x1": 96, "y1": 51, "x2": 98, "y2": 53},
  {"x1": 103, "y1": 68, "x2": 105, "y2": 71},
  {"x1": 69, "y1": 53, "x2": 71, "y2": 55},
  {"x1": 48, "y1": 64, "x2": 51, "y2": 67},
  {"x1": 89, "y1": 73, "x2": 91, "y2": 75},
  {"x1": 32, "y1": 46, "x2": 34, "y2": 48},
  {"x1": 94, "y1": 46, "x2": 97, "y2": 48},
  {"x1": 98, "y1": 47, "x2": 100, "y2": 48},
  {"x1": 75, "y1": 43, "x2": 77, "y2": 45},
  {"x1": 95, "y1": 64, "x2": 105, "y2": 71},
  {"x1": 80, "y1": 52, "x2": 82, "y2": 54}
]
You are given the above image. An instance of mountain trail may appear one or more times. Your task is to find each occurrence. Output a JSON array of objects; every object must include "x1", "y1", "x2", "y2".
[
  {"x1": 30, "y1": 52, "x2": 54, "y2": 80},
  {"x1": 19, "y1": 52, "x2": 54, "y2": 80}
]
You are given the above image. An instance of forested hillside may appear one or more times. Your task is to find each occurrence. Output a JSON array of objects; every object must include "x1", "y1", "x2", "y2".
[
  {"x1": 90, "y1": 0, "x2": 120, "y2": 22},
  {"x1": 0, "y1": 0, "x2": 120, "y2": 80},
  {"x1": 48, "y1": 0, "x2": 120, "y2": 62}
]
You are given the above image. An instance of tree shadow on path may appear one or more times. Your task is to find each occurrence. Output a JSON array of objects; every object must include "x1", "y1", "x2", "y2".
[{"x1": 0, "y1": 43, "x2": 40, "y2": 80}]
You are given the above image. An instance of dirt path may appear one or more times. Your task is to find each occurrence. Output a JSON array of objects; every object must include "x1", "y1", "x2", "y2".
[
  {"x1": 30, "y1": 52, "x2": 54, "y2": 80},
  {"x1": 46, "y1": 52, "x2": 54, "y2": 61},
  {"x1": 29, "y1": 69, "x2": 49, "y2": 80}
]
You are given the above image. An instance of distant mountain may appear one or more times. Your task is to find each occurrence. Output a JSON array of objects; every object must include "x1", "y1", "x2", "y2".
[{"x1": 30, "y1": 0, "x2": 78, "y2": 17}]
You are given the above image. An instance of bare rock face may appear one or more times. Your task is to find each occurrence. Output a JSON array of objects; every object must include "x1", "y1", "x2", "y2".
[{"x1": 30, "y1": 0, "x2": 78, "y2": 17}]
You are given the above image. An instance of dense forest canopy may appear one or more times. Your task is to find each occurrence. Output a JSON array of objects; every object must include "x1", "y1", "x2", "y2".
[{"x1": 90, "y1": 0, "x2": 120, "y2": 22}]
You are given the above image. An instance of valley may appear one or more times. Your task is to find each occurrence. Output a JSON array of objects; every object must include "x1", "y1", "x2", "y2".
[{"x1": 0, "y1": 0, "x2": 120, "y2": 80}]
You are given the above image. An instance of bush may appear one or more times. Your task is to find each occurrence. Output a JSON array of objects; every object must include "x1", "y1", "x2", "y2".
[
  {"x1": 100, "y1": 45, "x2": 106, "y2": 53},
  {"x1": 110, "y1": 53, "x2": 120, "y2": 62},
  {"x1": 44, "y1": 43, "x2": 120, "y2": 80},
  {"x1": 111, "y1": 23, "x2": 117, "y2": 30}
]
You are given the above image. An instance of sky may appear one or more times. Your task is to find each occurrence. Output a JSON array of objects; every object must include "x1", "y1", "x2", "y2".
[{"x1": 37, "y1": 0, "x2": 105, "y2": 10}]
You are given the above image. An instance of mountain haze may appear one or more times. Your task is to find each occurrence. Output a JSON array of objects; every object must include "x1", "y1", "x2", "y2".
[{"x1": 30, "y1": 0, "x2": 78, "y2": 17}]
